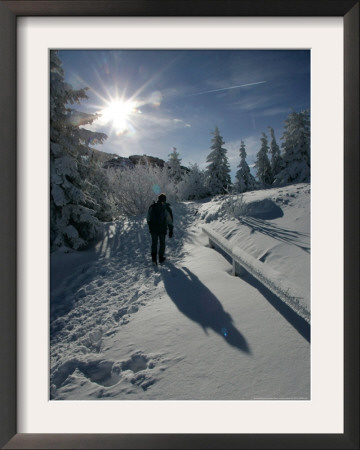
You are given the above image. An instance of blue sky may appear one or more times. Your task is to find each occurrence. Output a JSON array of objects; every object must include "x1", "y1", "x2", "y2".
[{"x1": 58, "y1": 50, "x2": 310, "y2": 179}]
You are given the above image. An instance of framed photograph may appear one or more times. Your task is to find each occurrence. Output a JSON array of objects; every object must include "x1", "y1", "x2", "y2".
[{"x1": 1, "y1": 1, "x2": 358, "y2": 448}]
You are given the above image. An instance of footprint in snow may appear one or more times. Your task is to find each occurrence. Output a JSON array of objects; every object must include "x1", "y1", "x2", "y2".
[
  {"x1": 118, "y1": 352, "x2": 148, "y2": 373},
  {"x1": 153, "y1": 273, "x2": 161, "y2": 286},
  {"x1": 51, "y1": 351, "x2": 160, "y2": 396},
  {"x1": 113, "y1": 307, "x2": 128, "y2": 322},
  {"x1": 113, "y1": 305, "x2": 139, "y2": 323},
  {"x1": 130, "y1": 373, "x2": 156, "y2": 391}
]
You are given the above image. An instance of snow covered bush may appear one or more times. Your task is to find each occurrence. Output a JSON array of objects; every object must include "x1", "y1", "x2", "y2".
[
  {"x1": 50, "y1": 51, "x2": 108, "y2": 251},
  {"x1": 221, "y1": 192, "x2": 249, "y2": 218},
  {"x1": 108, "y1": 163, "x2": 176, "y2": 216},
  {"x1": 177, "y1": 163, "x2": 209, "y2": 200}
]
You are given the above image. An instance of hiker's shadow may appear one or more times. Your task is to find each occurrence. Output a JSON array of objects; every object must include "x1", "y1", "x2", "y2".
[{"x1": 161, "y1": 263, "x2": 251, "y2": 354}]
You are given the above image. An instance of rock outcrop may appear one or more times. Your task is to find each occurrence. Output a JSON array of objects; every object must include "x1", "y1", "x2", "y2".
[{"x1": 103, "y1": 154, "x2": 166, "y2": 170}]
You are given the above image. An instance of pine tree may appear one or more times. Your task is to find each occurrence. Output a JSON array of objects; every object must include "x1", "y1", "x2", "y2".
[
  {"x1": 167, "y1": 147, "x2": 183, "y2": 184},
  {"x1": 80, "y1": 151, "x2": 116, "y2": 222},
  {"x1": 235, "y1": 140, "x2": 256, "y2": 193},
  {"x1": 268, "y1": 126, "x2": 283, "y2": 182},
  {"x1": 274, "y1": 110, "x2": 310, "y2": 184},
  {"x1": 205, "y1": 126, "x2": 231, "y2": 195},
  {"x1": 50, "y1": 51, "x2": 108, "y2": 251},
  {"x1": 254, "y1": 132, "x2": 272, "y2": 186}
]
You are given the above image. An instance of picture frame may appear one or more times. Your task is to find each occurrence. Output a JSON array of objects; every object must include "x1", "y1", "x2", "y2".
[{"x1": 0, "y1": 1, "x2": 358, "y2": 448}]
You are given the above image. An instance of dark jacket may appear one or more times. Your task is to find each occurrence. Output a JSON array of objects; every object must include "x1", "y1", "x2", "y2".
[{"x1": 147, "y1": 201, "x2": 173, "y2": 234}]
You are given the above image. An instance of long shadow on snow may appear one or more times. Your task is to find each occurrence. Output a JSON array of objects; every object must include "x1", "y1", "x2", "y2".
[
  {"x1": 239, "y1": 217, "x2": 310, "y2": 253},
  {"x1": 241, "y1": 272, "x2": 310, "y2": 343},
  {"x1": 161, "y1": 262, "x2": 251, "y2": 354}
]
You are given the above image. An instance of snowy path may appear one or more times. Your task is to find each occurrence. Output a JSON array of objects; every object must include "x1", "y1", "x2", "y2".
[{"x1": 50, "y1": 197, "x2": 310, "y2": 401}]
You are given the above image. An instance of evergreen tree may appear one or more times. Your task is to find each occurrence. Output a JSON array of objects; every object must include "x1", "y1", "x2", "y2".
[
  {"x1": 268, "y1": 126, "x2": 283, "y2": 181},
  {"x1": 80, "y1": 151, "x2": 116, "y2": 222},
  {"x1": 275, "y1": 110, "x2": 310, "y2": 184},
  {"x1": 205, "y1": 126, "x2": 231, "y2": 195},
  {"x1": 50, "y1": 51, "x2": 108, "y2": 251},
  {"x1": 167, "y1": 147, "x2": 183, "y2": 184},
  {"x1": 254, "y1": 132, "x2": 272, "y2": 186},
  {"x1": 235, "y1": 140, "x2": 256, "y2": 193}
]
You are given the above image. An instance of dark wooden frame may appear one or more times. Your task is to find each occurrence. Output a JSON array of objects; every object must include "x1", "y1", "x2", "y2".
[{"x1": 0, "y1": 1, "x2": 358, "y2": 448}]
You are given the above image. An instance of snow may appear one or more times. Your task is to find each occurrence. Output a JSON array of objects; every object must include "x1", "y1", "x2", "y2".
[
  {"x1": 50, "y1": 183, "x2": 310, "y2": 401},
  {"x1": 203, "y1": 225, "x2": 310, "y2": 323}
]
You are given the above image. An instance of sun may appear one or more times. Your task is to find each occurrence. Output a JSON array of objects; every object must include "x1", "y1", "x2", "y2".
[{"x1": 99, "y1": 98, "x2": 139, "y2": 136}]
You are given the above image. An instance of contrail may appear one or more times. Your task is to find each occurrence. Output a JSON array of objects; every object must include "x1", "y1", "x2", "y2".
[{"x1": 187, "y1": 81, "x2": 267, "y2": 97}]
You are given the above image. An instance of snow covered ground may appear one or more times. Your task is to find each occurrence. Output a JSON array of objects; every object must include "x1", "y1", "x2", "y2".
[{"x1": 50, "y1": 183, "x2": 310, "y2": 401}]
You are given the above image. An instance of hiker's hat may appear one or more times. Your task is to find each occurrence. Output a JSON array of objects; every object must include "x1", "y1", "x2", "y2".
[{"x1": 158, "y1": 193, "x2": 166, "y2": 202}]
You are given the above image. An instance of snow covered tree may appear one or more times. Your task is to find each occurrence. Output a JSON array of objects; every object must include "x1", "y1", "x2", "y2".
[
  {"x1": 274, "y1": 110, "x2": 310, "y2": 184},
  {"x1": 254, "y1": 132, "x2": 272, "y2": 186},
  {"x1": 205, "y1": 126, "x2": 231, "y2": 195},
  {"x1": 235, "y1": 140, "x2": 256, "y2": 193},
  {"x1": 268, "y1": 126, "x2": 283, "y2": 182},
  {"x1": 80, "y1": 151, "x2": 116, "y2": 222},
  {"x1": 50, "y1": 51, "x2": 108, "y2": 251},
  {"x1": 167, "y1": 147, "x2": 183, "y2": 184},
  {"x1": 177, "y1": 162, "x2": 208, "y2": 200},
  {"x1": 108, "y1": 163, "x2": 176, "y2": 216}
]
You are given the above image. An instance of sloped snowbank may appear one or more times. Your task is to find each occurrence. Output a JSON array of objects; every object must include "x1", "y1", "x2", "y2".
[{"x1": 198, "y1": 183, "x2": 310, "y2": 311}]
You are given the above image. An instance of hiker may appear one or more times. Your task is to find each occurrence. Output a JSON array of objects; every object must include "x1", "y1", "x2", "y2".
[{"x1": 147, "y1": 193, "x2": 173, "y2": 264}]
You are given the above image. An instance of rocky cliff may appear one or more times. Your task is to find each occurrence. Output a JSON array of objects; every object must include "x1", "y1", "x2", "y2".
[{"x1": 103, "y1": 154, "x2": 166, "y2": 170}]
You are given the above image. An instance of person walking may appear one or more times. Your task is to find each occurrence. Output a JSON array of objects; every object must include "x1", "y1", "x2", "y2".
[{"x1": 147, "y1": 193, "x2": 173, "y2": 265}]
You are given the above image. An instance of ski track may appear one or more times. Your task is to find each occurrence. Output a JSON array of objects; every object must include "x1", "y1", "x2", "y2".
[{"x1": 50, "y1": 202, "x2": 200, "y2": 399}]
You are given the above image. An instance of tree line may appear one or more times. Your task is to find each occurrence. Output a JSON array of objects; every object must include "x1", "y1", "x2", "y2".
[{"x1": 203, "y1": 110, "x2": 310, "y2": 197}]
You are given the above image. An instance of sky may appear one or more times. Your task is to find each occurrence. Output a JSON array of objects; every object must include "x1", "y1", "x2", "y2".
[{"x1": 58, "y1": 49, "x2": 310, "y2": 179}]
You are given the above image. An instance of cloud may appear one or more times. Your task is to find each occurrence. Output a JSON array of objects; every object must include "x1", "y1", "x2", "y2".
[{"x1": 173, "y1": 118, "x2": 191, "y2": 127}]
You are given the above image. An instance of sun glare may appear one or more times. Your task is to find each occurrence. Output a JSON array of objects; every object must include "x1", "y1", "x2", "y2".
[{"x1": 100, "y1": 98, "x2": 139, "y2": 135}]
